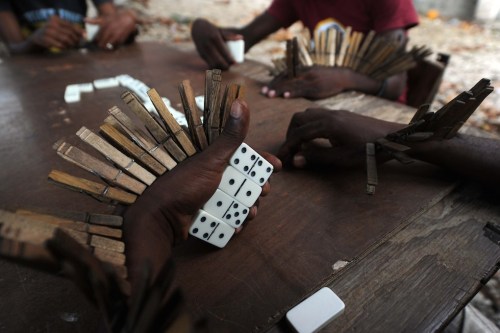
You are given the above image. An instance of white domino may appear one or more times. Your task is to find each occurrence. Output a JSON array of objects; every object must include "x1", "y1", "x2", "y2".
[
  {"x1": 286, "y1": 287, "x2": 345, "y2": 333},
  {"x1": 218, "y1": 165, "x2": 262, "y2": 207},
  {"x1": 226, "y1": 39, "x2": 245, "y2": 64},
  {"x1": 203, "y1": 189, "x2": 250, "y2": 228},
  {"x1": 64, "y1": 85, "x2": 80, "y2": 103},
  {"x1": 195, "y1": 95, "x2": 205, "y2": 111},
  {"x1": 85, "y1": 23, "x2": 99, "y2": 41},
  {"x1": 93, "y1": 77, "x2": 119, "y2": 89},
  {"x1": 189, "y1": 210, "x2": 235, "y2": 248},
  {"x1": 230, "y1": 143, "x2": 273, "y2": 186},
  {"x1": 77, "y1": 83, "x2": 94, "y2": 93}
]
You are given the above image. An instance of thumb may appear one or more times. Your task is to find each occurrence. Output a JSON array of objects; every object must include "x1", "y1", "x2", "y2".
[{"x1": 203, "y1": 99, "x2": 249, "y2": 164}]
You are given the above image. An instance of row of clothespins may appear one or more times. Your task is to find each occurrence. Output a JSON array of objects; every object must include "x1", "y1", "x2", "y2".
[
  {"x1": 49, "y1": 69, "x2": 244, "y2": 205},
  {"x1": 273, "y1": 27, "x2": 432, "y2": 81}
]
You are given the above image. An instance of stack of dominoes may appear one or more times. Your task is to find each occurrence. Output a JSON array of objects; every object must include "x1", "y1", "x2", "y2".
[
  {"x1": 50, "y1": 69, "x2": 273, "y2": 248},
  {"x1": 273, "y1": 27, "x2": 432, "y2": 81}
]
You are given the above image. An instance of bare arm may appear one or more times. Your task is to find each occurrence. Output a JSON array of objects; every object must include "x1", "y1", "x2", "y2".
[{"x1": 277, "y1": 108, "x2": 500, "y2": 188}]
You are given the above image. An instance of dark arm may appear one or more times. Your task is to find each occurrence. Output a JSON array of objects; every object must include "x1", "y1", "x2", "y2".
[{"x1": 277, "y1": 108, "x2": 500, "y2": 188}]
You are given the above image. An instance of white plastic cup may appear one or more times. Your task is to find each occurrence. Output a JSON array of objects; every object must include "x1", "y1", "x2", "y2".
[{"x1": 226, "y1": 39, "x2": 245, "y2": 64}]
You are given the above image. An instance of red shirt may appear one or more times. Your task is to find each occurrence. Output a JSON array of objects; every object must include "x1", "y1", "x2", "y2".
[{"x1": 267, "y1": 0, "x2": 419, "y2": 34}]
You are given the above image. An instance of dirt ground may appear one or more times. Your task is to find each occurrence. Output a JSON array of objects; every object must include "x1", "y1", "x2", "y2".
[{"x1": 125, "y1": 0, "x2": 500, "y2": 328}]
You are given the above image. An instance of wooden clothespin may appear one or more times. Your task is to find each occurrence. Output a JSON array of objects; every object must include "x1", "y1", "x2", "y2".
[
  {"x1": 48, "y1": 169, "x2": 137, "y2": 204},
  {"x1": 365, "y1": 143, "x2": 378, "y2": 195},
  {"x1": 99, "y1": 123, "x2": 167, "y2": 176},
  {"x1": 147, "y1": 88, "x2": 197, "y2": 157},
  {"x1": 77, "y1": 126, "x2": 156, "y2": 186},
  {"x1": 122, "y1": 91, "x2": 187, "y2": 162},
  {"x1": 107, "y1": 108, "x2": 177, "y2": 171},
  {"x1": 54, "y1": 141, "x2": 147, "y2": 195},
  {"x1": 179, "y1": 80, "x2": 208, "y2": 150},
  {"x1": 206, "y1": 70, "x2": 223, "y2": 143}
]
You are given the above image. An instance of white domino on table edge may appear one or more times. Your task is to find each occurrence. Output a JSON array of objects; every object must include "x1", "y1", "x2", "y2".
[{"x1": 286, "y1": 287, "x2": 345, "y2": 333}]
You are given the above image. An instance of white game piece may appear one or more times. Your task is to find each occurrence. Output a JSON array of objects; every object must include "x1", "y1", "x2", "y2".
[
  {"x1": 218, "y1": 165, "x2": 262, "y2": 207},
  {"x1": 64, "y1": 85, "x2": 80, "y2": 103},
  {"x1": 77, "y1": 83, "x2": 94, "y2": 93},
  {"x1": 203, "y1": 189, "x2": 250, "y2": 228},
  {"x1": 189, "y1": 210, "x2": 235, "y2": 248},
  {"x1": 116, "y1": 74, "x2": 134, "y2": 85},
  {"x1": 168, "y1": 107, "x2": 188, "y2": 127},
  {"x1": 93, "y1": 77, "x2": 119, "y2": 89},
  {"x1": 230, "y1": 143, "x2": 274, "y2": 186},
  {"x1": 195, "y1": 95, "x2": 205, "y2": 111},
  {"x1": 85, "y1": 23, "x2": 99, "y2": 41},
  {"x1": 226, "y1": 39, "x2": 245, "y2": 63},
  {"x1": 286, "y1": 287, "x2": 345, "y2": 333},
  {"x1": 162, "y1": 97, "x2": 173, "y2": 107}
]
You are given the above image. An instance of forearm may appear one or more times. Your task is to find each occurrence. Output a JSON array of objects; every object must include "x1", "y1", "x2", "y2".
[
  {"x1": 5, "y1": 39, "x2": 40, "y2": 54},
  {"x1": 407, "y1": 135, "x2": 500, "y2": 187},
  {"x1": 224, "y1": 11, "x2": 282, "y2": 51},
  {"x1": 123, "y1": 207, "x2": 176, "y2": 288},
  {"x1": 344, "y1": 69, "x2": 405, "y2": 100},
  {"x1": 0, "y1": 12, "x2": 38, "y2": 54}
]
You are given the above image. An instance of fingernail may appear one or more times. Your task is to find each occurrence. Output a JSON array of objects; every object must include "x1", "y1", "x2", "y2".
[
  {"x1": 261, "y1": 86, "x2": 269, "y2": 94},
  {"x1": 230, "y1": 100, "x2": 242, "y2": 119},
  {"x1": 268, "y1": 90, "x2": 276, "y2": 98},
  {"x1": 293, "y1": 154, "x2": 307, "y2": 168},
  {"x1": 284, "y1": 92, "x2": 291, "y2": 99}
]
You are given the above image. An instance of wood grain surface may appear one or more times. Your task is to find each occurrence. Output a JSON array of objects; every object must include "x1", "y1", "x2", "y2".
[{"x1": 0, "y1": 42, "x2": 498, "y2": 333}]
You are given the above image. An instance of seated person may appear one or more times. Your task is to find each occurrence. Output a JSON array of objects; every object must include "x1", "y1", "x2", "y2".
[
  {"x1": 191, "y1": 0, "x2": 419, "y2": 101},
  {"x1": 0, "y1": 0, "x2": 139, "y2": 54}
]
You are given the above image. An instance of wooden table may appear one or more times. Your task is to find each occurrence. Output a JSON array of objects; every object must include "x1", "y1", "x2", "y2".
[{"x1": 0, "y1": 42, "x2": 499, "y2": 332}]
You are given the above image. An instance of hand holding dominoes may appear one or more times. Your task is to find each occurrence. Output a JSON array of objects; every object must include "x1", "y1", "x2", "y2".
[{"x1": 123, "y1": 100, "x2": 281, "y2": 281}]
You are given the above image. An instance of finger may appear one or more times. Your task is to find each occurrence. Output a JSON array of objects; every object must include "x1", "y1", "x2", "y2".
[
  {"x1": 205, "y1": 47, "x2": 232, "y2": 70},
  {"x1": 46, "y1": 23, "x2": 80, "y2": 47},
  {"x1": 278, "y1": 120, "x2": 327, "y2": 161},
  {"x1": 259, "y1": 151, "x2": 282, "y2": 173},
  {"x1": 202, "y1": 99, "x2": 249, "y2": 166},
  {"x1": 214, "y1": 31, "x2": 236, "y2": 65},
  {"x1": 260, "y1": 181, "x2": 271, "y2": 196},
  {"x1": 96, "y1": 26, "x2": 114, "y2": 48},
  {"x1": 44, "y1": 36, "x2": 66, "y2": 49},
  {"x1": 56, "y1": 20, "x2": 84, "y2": 41}
]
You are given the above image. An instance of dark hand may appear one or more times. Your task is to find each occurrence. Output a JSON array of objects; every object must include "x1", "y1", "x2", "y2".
[
  {"x1": 30, "y1": 16, "x2": 83, "y2": 50},
  {"x1": 278, "y1": 108, "x2": 403, "y2": 168},
  {"x1": 262, "y1": 66, "x2": 352, "y2": 100},
  {"x1": 86, "y1": 10, "x2": 137, "y2": 50},
  {"x1": 191, "y1": 18, "x2": 240, "y2": 70},
  {"x1": 123, "y1": 100, "x2": 281, "y2": 285}
]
